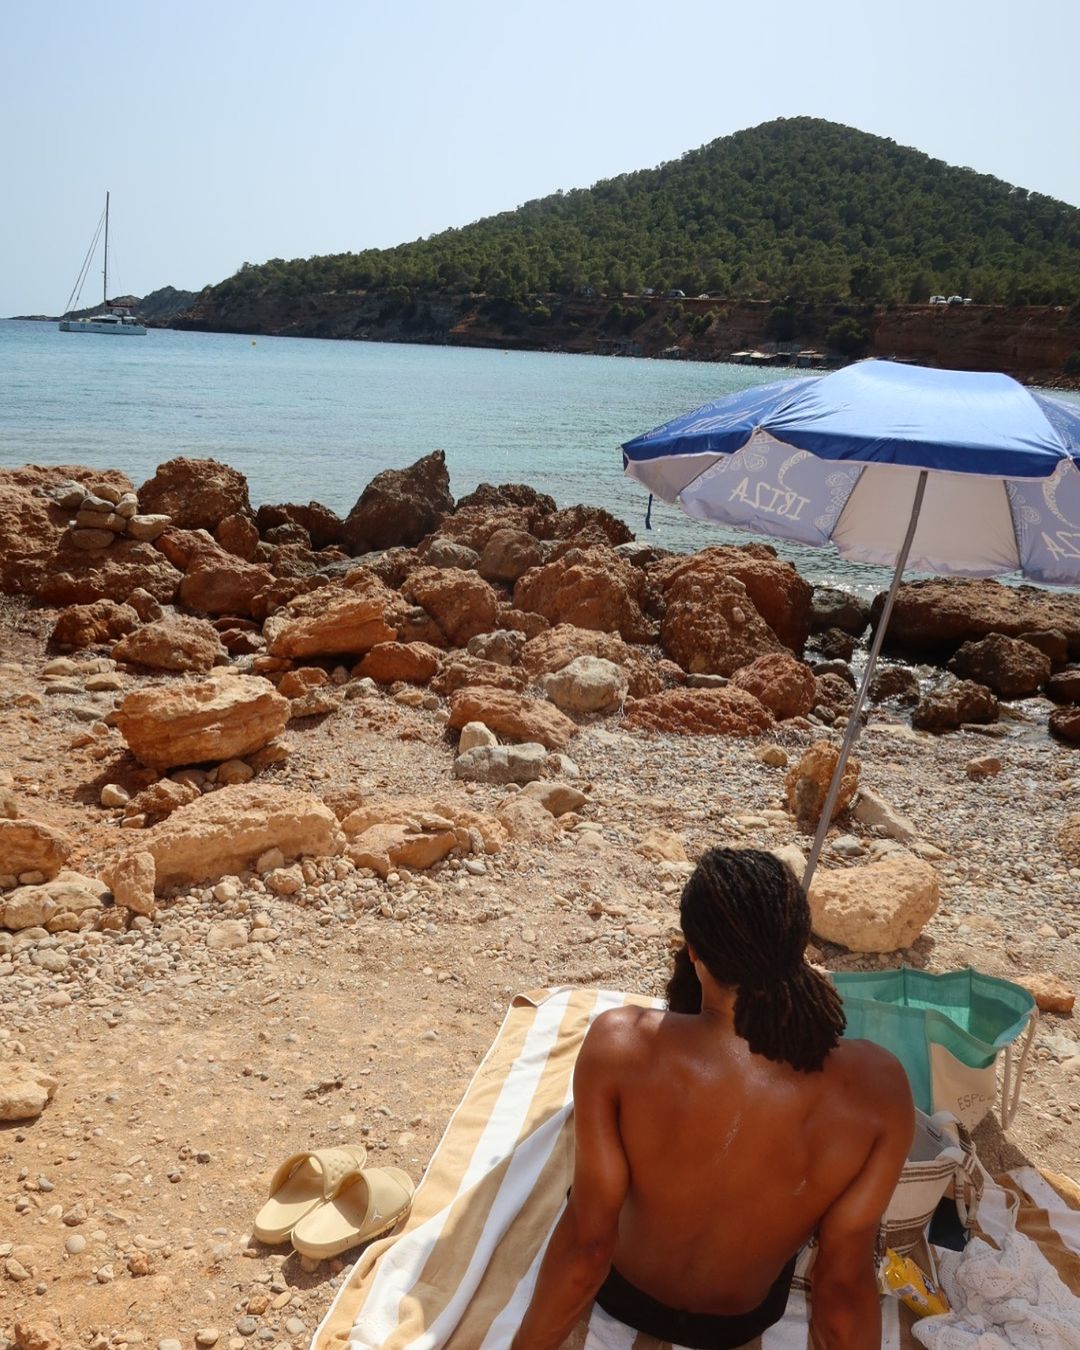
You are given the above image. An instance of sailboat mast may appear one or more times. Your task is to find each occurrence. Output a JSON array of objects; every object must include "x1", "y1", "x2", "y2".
[{"x1": 103, "y1": 192, "x2": 109, "y2": 307}]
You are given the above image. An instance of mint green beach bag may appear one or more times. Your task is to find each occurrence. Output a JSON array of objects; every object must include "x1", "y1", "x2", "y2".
[{"x1": 833, "y1": 967, "x2": 1038, "y2": 1131}]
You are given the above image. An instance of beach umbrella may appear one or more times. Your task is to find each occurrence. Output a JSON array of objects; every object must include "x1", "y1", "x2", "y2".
[{"x1": 622, "y1": 359, "x2": 1080, "y2": 888}]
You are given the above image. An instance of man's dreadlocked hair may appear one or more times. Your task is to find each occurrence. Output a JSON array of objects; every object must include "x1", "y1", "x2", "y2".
[{"x1": 665, "y1": 847, "x2": 845, "y2": 1073}]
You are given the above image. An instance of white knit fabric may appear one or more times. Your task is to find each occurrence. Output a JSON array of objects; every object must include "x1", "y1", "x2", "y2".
[{"x1": 912, "y1": 1232, "x2": 1080, "y2": 1348}]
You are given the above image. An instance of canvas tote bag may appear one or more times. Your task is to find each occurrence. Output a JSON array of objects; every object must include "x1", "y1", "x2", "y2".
[{"x1": 833, "y1": 967, "x2": 1037, "y2": 1130}]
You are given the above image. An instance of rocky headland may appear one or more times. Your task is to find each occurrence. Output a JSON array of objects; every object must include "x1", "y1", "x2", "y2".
[{"x1": 1, "y1": 451, "x2": 1079, "y2": 1349}]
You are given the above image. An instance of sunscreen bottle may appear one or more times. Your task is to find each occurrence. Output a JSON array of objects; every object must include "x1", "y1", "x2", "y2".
[{"x1": 880, "y1": 1248, "x2": 950, "y2": 1318}]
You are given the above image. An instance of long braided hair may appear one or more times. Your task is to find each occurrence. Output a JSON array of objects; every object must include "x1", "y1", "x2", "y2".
[{"x1": 665, "y1": 848, "x2": 845, "y2": 1073}]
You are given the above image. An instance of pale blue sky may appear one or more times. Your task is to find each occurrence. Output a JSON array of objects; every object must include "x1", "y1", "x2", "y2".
[{"x1": 3, "y1": 0, "x2": 1078, "y2": 314}]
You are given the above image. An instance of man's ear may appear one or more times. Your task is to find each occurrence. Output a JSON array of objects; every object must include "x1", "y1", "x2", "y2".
[{"x1": 686, "y1": 943, "x2": 698, "y2": 965}]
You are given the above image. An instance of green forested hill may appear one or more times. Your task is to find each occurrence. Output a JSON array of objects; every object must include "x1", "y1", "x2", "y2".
[{"x1": 204, "y1": 118, "x2": 1080, "y2": 310}]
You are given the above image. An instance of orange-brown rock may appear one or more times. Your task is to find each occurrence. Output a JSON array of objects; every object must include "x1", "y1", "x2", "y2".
[
  {"x1": 113, "y1": 784, "x2": 343, "y2": 891},
  {"x1": 521, "y1": 624, "x2": 662, "y2": 698},
  {"x1": 112, "y1": 615, "x2": 226, "y2": 673},
  {"x1": 341, "y1": 450, "x2": 454, "y2": 554},
  {"x1": 623, "y1": 687, "x2": 774, "y2": 737},
  {"x1": 153, "y1": 527, "x2": 224, "y2": 571},
  {"x1": 1018, "y1": 972, "x2": 1075, "y2": 1015},
  {"x1": 356, "y1": 642, "x2": 443, "y2": 685},
  {"x1": 250, "y1": 573, "x2": 329, "y2": 622},
  {"x1": 138, "y1": 456, "x2": 251, "y2": 530},
  {"x1": 654, "y1": 545, "x2": 813, "y2": 653},
  {"x1": 114, "y1": 671, "x2": 290, "y2": 770},
  {"x1": 477, "y1": 528, "x2": 544, "y2": 584},
  {"x1": 495, "y1": 607, "x2": 549, "y2": 639},
  {"x1": 340, "y1": 796, "x2": 505, "y2": 856},
  {"x1": 513, "y1": 547, "x2": 653, "y2": 643},
  {"x1": 102, "y1": 851, "x2": 157, "y2": 916},
  {"x1": 179, "y1": 550, "x2": 276, "y2": 618},
  {"x1": 436, "y1": 505, "x2": 539, "y2": 553},
  {"x1": 256, "y1": 501, "x2": 345, "y2": 550},
  {"x1": 1058, "y1": 814, "x2": 1080, "y2": 868},
  {"x1": 785, "y1": 741, "x2": 860, "y2": 831},
  {"x1": 264, "y1": 572, "x2": 403, "y2": 659},
  {"x1": 401, "y1": 566, "x2": 501, "y2": 646},
  {"x1": 0, "y1": 464, "x2": 133, "y2": 597},
  {"x1": 0, "y1": 818, "x2": 74, "y2": 882},
  {"x1": 448, "y1": 687, "x2": 576, "y2": 749},
  {"x1": 728, "y1": 652, "x2": 818, "y2": 719},
  {"x1": 38, "y1": 537, "x2": 182, "y2": 606},
  {"x1": 50, "y1": 600, "x2": 139, "y2": 650},
  {"x1": 873, "y1": 577, "x2": 1080, "y2": 659},
  {"x1": 215, "y1": 513, "x2": 260, "y2": 560},
  {"x1": 431, "y1": 656, "x2": 528, "y2": 696},
  {"x1": 813, "y1": 672, "x2": 857, "y2": 721},
  {"x1": 533, "y1": 504, "x2": 633, "y2": 546},
  {"x1": 126, "y1": 778, "x2": 200, "y2": 823},
  {"x1": 660, "y1": 571, "x2": 786, "y2": 676},
  {"x1": 277, "y1": 667, "x2": 329, "y2": 697}
]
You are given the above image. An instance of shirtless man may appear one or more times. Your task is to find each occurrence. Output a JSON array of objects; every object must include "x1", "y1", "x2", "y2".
[{"x1": 512, "y1": 848, "x2": 914, "y2": 1350}]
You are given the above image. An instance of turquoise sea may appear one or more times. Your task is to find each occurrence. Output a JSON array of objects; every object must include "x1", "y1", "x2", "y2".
[{"x1": 2, "y1": 318, "x2": 1076, "y2": 596}]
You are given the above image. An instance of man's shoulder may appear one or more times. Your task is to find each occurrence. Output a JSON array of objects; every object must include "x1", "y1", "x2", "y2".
[
  {"x1": 581, "y1": 1004, "x2": 663, "y2": 1063},
  {"x1": 828, "y1": 1038, "x2": 914, "y2": 1122}
]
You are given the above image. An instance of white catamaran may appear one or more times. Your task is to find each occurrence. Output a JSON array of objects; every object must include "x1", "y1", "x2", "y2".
[{"x1": 59, "y1": 192, "x2": 147, "y2": 336}]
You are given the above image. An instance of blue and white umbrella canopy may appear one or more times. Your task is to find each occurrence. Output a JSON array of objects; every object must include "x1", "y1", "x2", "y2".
[{"x1": 623, "y1": 360, "x2": 1080, "y2": 585}]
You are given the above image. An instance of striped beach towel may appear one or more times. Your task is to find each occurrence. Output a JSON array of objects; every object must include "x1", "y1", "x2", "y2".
[{"x1": 312, "y1": 988, "x2": 1080, "y2": 1350}]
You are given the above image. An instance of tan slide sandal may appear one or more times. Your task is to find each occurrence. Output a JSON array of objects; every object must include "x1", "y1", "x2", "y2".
[
  {"x1": 253, "y1": 1145, "x2": 369, "y2": 1244},
  {"x1": 289, "y1": 1166, "x2": 415, "y2": 1259}
]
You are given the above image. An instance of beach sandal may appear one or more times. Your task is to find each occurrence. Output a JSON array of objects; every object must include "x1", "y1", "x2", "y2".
[
  {"x1": 289, "y1": 1166, "x2": 415, "y2": 1259},
  {"x1": 253, "y1": 1145, "x2": 369, "y2": 1244}
]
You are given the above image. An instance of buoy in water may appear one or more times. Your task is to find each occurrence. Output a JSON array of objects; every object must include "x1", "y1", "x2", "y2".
[{"x1": 251, "y1": 340, "x2": 257, "y2": 346}]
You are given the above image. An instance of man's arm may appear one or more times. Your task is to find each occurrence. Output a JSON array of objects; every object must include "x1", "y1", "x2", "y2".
[
  {"x1": 510, "y1": 1011, "x2": 633, "y2": 1350},
  {"x1": 810, "y1": 1054, "x2": 914, "y2": 1350}
]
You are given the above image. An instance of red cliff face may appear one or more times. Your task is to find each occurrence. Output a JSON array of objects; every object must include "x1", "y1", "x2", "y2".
[{"x1": 172, "y1": 293, "x2": 1080, "y2": 384}]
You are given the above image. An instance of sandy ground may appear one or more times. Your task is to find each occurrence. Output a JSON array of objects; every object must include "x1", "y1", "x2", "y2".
[{"x1": 2, "y1": 595, "x2": 1079, "y2": 1350}]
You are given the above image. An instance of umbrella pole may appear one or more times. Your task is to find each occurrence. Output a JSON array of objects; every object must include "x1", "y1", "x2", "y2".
[{"x1": 801, "y1": 470, "x2": 928, "y2": 893}]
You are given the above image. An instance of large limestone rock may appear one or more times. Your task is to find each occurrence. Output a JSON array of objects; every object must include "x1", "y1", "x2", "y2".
[
  {"x1": 467, "y1": 629, "x2": 526, "y2": 667},
  {"x1": 513, "y1": 548, "x2": 653, "y2": 643},
  {"x1": 0, "y1": 1064, "x2": 59, "y2": 1121},
  {"x1": 112, "y1": 615, "x2": 226, "y2": 673},
  {"x1": 104, "y1": 851, "x2": 157, "y2": 915},
  {"x1": 401, "y1": 566, "x2": 501, "y2": 646},
  {"x1": 138, "y1": 457, "x2": 251, "y2": 530},
  {"x1": 730, "y1": 652, "x2": 817, "y2": 719},
  {"x1": 477, "y1": 528, "x2": 544, "y2": 584},
  {"x1": 448, "y1": 687, "x2": 576, "y2": 749},
  {"x1": 453, "y1": 743, "x2": 549, "y2": 785},
  {"x1": 542, "y1": 656, "x2": 627, "y2": 714},
  {"x1": 873, "y1": 577, "x2": 1080, "y2": 659},
  {"x1": 179, "y1": 552, "x2": 275, "y2": 618},
  {"x1": 785, "y1": 742, "x2": 860, "y2": 831},
  {"x1": 355, "y1": 641, "x2": 442, "y2": 685},
  {"x1": 912, "y1": 679, "x2": 1000, "y2": 733},
  {"x1": 655, "y1": 545, "x2": 813, "y2": 653},
  {"x1": 660, "y1": 572, "x2": 786, "y2": 676},
  {"x1": 114, "y1": 671, "x2": 290, "y2": 769},
  {"x1": 348, "y1": 822, "x2": 459, "y2": 877},
  {"x1": 947, "y1": 634, "x2": 1051, "y2": 699},
  {"x1": 215, "y1": 512, "x2": 260, "y2": 560},
  {"x1": 0, "y1": 819, "x2": 73, "y2": 883},
  {"x1": 1, "y1": 873, "x2": 106, "y2": 932},
  {"x1": 114, "y1": 784, "x2": 343, "y2": 891},
  {"x1": 340, "y1": 796, "x2": 504, "y2": 858},
  {"x1": 808, "y1": 856, "x2": 940, "y2": 952},
  {"x1": 419, "y1": 536, "x2": 479, "y2": 570},
  {"x1": 49, "y1": 599, "x2": 140, "y2": 650},
  {"x1": 342, "y1": 451, "x2": 454, "y2": 554},
  {"x1": 623, "y1": 687, "x2": 774, "y2": 737},
  {"x1": 265, "y1": 572, "x2": 403, "y2": 658},
  {"x1": 521, "y1": 624, "x2": 662, "y2": 698},
  {"x1": 256, "y1": 501, "x2": 345, "y2": 550},
  {"x1": 431, "y1": 656, "x2": 528, "y2": 696},
  {"x1": 0, "y1": 464, "x2": 133, "y2": 597},
  {"x1": 533, "y1": 503, "x2": 633, "y2": 546},
  {"x1": 38, "y1": 537, "x2": 182, "y2": 607}
]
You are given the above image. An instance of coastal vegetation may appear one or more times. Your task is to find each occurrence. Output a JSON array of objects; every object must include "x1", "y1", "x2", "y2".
[{"x1": 200, "y1": 118, "x2": 1080, "y2": 314}]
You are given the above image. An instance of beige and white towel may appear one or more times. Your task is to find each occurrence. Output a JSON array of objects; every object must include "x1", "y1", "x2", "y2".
[{"x1": 312, "y1": 988, "x2": 1080, "y2": 1350}]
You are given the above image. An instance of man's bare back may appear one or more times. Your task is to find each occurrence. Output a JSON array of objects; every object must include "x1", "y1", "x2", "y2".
[
  {"x1": 596, "y1": 1003, "x2": 910, "y2": 1314},
  {"x1": 512, "y1": 849, "x2": 915, "y2": 1350}
]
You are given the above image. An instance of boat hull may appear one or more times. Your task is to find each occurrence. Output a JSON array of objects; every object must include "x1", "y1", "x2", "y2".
[{"x1": 59, "y1": 320, "x2": 147, "y2": 335}]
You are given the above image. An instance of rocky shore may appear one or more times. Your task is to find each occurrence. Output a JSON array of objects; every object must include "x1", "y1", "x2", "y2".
[{"x1": 1, "y1": 452, "x2": 1079, "y2": 1350}]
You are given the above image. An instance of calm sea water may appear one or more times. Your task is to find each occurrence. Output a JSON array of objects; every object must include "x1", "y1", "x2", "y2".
[{"x1": 2, "y1": 319, "x2": 1075, "y2": 597}]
